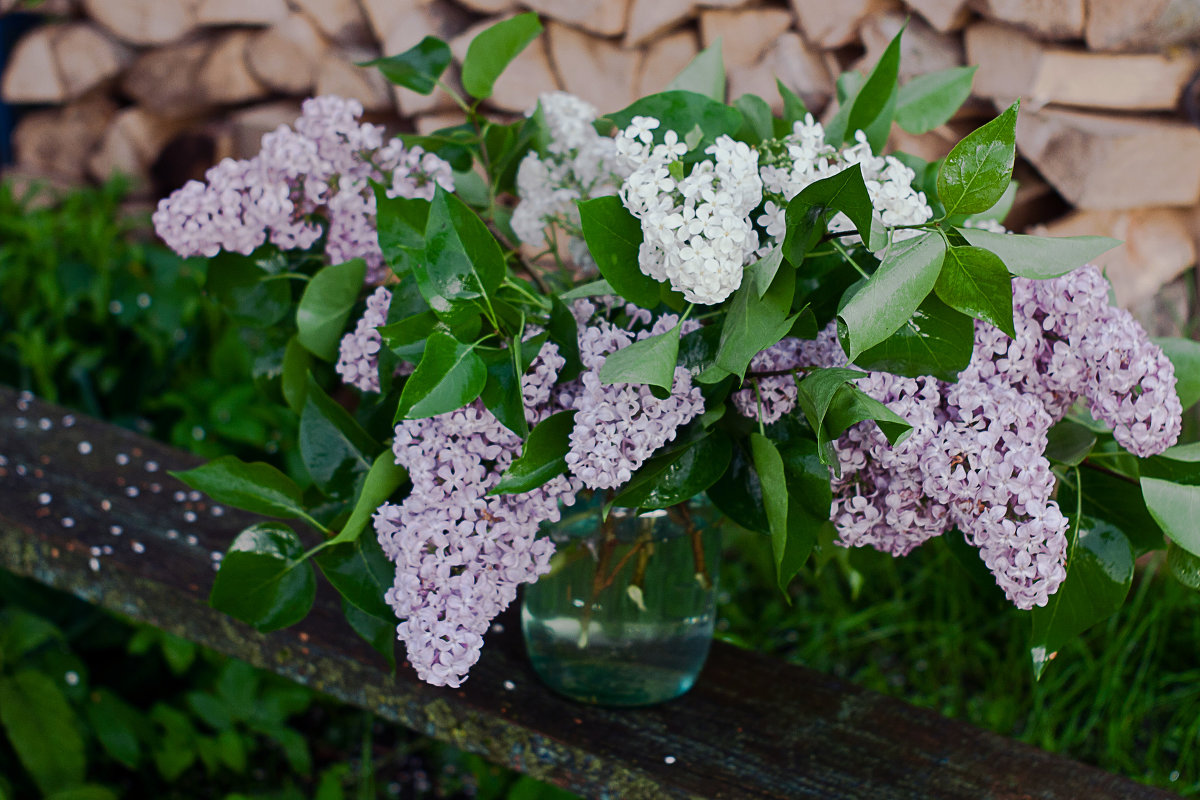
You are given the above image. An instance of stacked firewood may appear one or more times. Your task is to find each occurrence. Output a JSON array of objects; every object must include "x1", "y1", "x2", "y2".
[{"x1": 3, "y1": 0, "x2": 1200, "y2": 314}]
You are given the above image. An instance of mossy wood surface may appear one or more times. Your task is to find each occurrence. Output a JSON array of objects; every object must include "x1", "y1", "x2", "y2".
[{"x1": 0, "y1": 385, "x2": 1178, "y2": 800}]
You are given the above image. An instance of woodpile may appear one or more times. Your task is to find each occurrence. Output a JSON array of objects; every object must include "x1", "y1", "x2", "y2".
[{"x1": 3, "y1": 0, "x2": 1200, "y2": 310}]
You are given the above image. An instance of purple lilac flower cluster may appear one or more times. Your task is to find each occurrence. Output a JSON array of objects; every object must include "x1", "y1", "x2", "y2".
[
  {"x1": 153, "y1": 96, "x2": 454, "y2": 281},
  {"x1": 374, "y1": 342, "x2": 578, "y2": 687},
  {"x1": 562, "y1": 299, "x2": 705, "y2": 489},
  {"x1": 335, "y1": 286, "x2": 391, "y2": 393},
  {"x1": 732, "y1": 267, "x2": 1180, "y2": 609},
  {"x1": 372, "y1": 302, "x2": 705, "y2": 686}
]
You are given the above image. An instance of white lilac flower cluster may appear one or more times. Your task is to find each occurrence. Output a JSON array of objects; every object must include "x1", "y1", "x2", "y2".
[
  {"x1": 755, "y1": 117, "x2": 933, "y2": 251},
  {"x1": 563, "y1": 299, "x2": 706, "y2": 489},
  {"x1": 373, "y1": 302, "x2": 705, "y2": 686},
  {"x1": 335, "y1": 286, "x2": 391, "y2": 393},
  {"x1": 153, "y1": 96, "x2": 454, "y2": 282},
  {"x1": 728, "y1": 267, "x2": 1180, "y2": 609},
  {"x1": 511, "y1": 92, "x2": 624, "y2": 254},
  {"x1": 616, "y1": 119, "x2": 764, "y2": 305}
]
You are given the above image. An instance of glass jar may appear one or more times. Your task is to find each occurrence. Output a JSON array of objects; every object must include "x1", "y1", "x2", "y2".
[{"x1": 521, "y1": 498, "x2": 720, "y2": 706}]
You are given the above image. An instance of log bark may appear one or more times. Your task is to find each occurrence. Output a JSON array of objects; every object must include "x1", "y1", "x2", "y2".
[
  {"x1": 967, "y1": 21, "x2": 1200, "y2": 111},
  {"x1": 52, "y1": 23, "x2": 134, "y2": 101},
  {"x1": 728, "y1": 33, "x2": 834, "y2": 115},
  {"x1": 625, "y1": 0, "x2": 697, "y2": 48},
  {"x1": 904, "y1": 0, "x2": 972, "y2": 32},
  {"x1": 857, "y1": 12, "x2": 963, "y2": 81},
  {"x1": 1017, "y1": 106, "x2": 1200, "y2": 209},
  {"x1": 1086, "y1": 0, "x2": 1200, "y2": 51},
  {"x1": 635, "y1": 29, "x2": 700, "y2": 98},
  {"x1": 315, "y1": 47, "x2": 395, "y2": 113},
  {"x1": 291, "y1": 0, "x2": 374, "y2": 45},
  {"x1": 194, "y1": 0, "x2": 289, "y2": 26},
  {"x1": 788, "y1": 0, "x2": 901, "y2": 48},
  {"x1": 12, "y1": 95, "x2": 118, "y2": 182},
  {"x1": 198, "y1": 30, "x2": 272, "y2": 106},
  {"x1": 81, "y1": 0, "x2": 199, "y2": 46},
  {"x1": 699, "y1": 7, "x2": 793, "y2": 69},
  {"x1": 547, "y1": 22, "x2": 641, "y2": 113},
  {"x1": 122, "y1": 38, "x2": 218, "y2": 117},
  {"x1": 1, "y1": 25, "x2": 67, "y2": 104},
  {"x1": 522, "y1": 0, "x2": 631, "y2": 37},
  {"x1": 87, "y1": 108, "x2": 190, "y2": 192},
  {"x1": 968, "y1": 0, "x2": 1085, "y2": 39},
  {"x1": 245, "y1": 13, "x2": 330, "y2": 96}
]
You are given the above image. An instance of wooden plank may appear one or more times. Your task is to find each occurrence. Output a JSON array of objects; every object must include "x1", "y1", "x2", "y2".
[
  {"x1": 966, "y1": 22, "x2": 1200, "y2": 112},
  {"x1": 1086, "y1": 0, "x2": 1200, "y2": 52},
  {"x1": 0, "y1": 385, "x2": 1180, "y2": 800}
]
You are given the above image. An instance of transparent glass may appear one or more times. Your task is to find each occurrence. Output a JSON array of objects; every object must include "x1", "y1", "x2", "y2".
[{"x1": 521, "y1": 499, "x2": 720, "y2": 707}]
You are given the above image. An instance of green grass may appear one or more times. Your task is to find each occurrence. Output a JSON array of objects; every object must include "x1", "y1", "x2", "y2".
[{"x1": 718, "y1": 527, "x2": 1200, "y2": 795}]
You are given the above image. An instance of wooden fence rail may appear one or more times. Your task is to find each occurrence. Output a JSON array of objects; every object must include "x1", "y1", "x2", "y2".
[{"x1": 0, "y1": 384, "x2": 1180, "y2": 800}]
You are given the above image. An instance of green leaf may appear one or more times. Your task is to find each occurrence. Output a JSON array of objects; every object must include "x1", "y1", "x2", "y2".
[
  {"x1": 750, "y1": 433, "x2": 795, "y2": 592},
  {"x1": 491, "y1": 410, "x2": 577, "y2": 494},
  {"x1": 963, "y1": 179, "x2": 1018, "y2": 225},
  {"x1": 735, "y1": 93, "x2": 774, "y2": 142},
  {"x1": 395, "y1": 329, "x2": 487, "y2": 420},
  {"x1": 317, "y1": 532, "x2": 395, "y2": 620},
  {"x1": 1029, "y1": 517, "x2": 1133, "y2": 679},
  {"x1": 45, "y1": 787, "x2": 118, "y2": 800},
  {"x1": 560, "y1": 279, "x2": 614, "y2": 301},
  {"x1": 332, "y1": 449, "x2": 409, "y2": 548},
  {"x1": 0, "y1": 607, "x2": 61, "y2": 668},
  {"x1": 823, "y1": 71, "x2": 863, "y2": 147},
  {"x1": 299, "y1": 374, "x2": 378, "y2": 497},
  {"x1": 852, "y1": 293, "x2": 974, "y2": 381},
  {"x1": 1061, "y1": 465, "x2": 1163, "y2": 556},
  {"x1": 281, "y1": 336, "x2": 312, "y2": 414},
  {"x1": 379, "y1": 310, "x2": 439, "y2": 362},
  {"x1": 752, "y1": 246, "x2": 785, "y2": 298},
  {"x1": 461, "y1": 13, "x2": 542, "y2": 99},
  {"x1": 822, "y1": 383, "x2": 912, "y2": 451},
  {"x1": 419, "y1": 187, "x2": 504, "y2": 321},
  {"x1": 295, "y1": 259, "x2": 367, "y2": 361},
  {"x1": 85, "y1": 689, "x2": 143, "y2": 770},
  {"x1": 341, "y1": 600, "x2": 396, "y2": 671},
  {"x1": 777, "y1": 80, "x2": 808, "y2": 129},
  {"x1": 838, "y1": 232, "x2": 947, "y2": 360},
  {"x1": 706, "y1": 260, "x2": 795, "y2": 382},
  {"x1": 479, "y1": 344, "x2": 530, "y2": 438},
  {"x1": 1154, "y1": 336, "x2": 1200, "y2": 411},
  {"x1": 1045, "y1": 420, "x2": 1097, "y2": 467},
  {"x1": 149, "y1": 704, "x2": 197, "y2": 781},
  {"x1": 599, "y1": 323, "x2": 682, "y2": 394},
  {"x1": 783, "y1": 163, "x2": 874, "y2": 266},
  {"x1": 603, "y1": 91, "x2": 743, "y2": 151},
  {"x1": 1141, "y1": 450, "x2": 1200, "y2": 558},
  {"x1": 171, "y1": 455, "x2": 307, "y2": 519},
  {"x1": 846, "y1": 25, "x2": 904, "y2": 140},
  {"x1": 707, "y1": 441, "x2": 769, "y2": 535},
  {"x1": 547, "y1": 296, "x2": 582, "y2": 381},
  {"x1": 363, "y1": 36, "x2": 451, "y2": 95},
  {"x1": 666, "y1": 37, "x2": 725, "y2": 102},
  {"x1": 206, "y1": 250, "x2": 291, "y2": 328},
  {"x1": 375, "y1": 189, "x2": 430, "y2": 275},
  {"x1": 938, "y1": 101, "x2": 1019, "y2": 217},
  {"x1": 209, "y1": 522, "x2": 316, "y2": 632},
  {"x1": 895, "y1": 65, "x2": 977, "y2": 135},
  {"x1": 576, "y1": 196, "x2": 661, "y2": 308},
  {"x1": 610, "y1": 435, "x2": 732, "y2": 510},
  {"x1": 794, "y1": 367, "x2": 867, "y2": 464},
  {"x1": 933, "y1": 245, "x2": 1014, "y2": 337},
  {"x1": 957, "y1": 228, "x2": 1121, "y2": 280},
  {"x1": 0, "y1": 671, "x2": 85, "y2": 795}
]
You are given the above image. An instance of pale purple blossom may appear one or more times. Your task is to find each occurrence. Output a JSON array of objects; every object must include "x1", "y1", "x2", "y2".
[{"x1": 336, "y1": 286, "x2": 391, "y2": 393}]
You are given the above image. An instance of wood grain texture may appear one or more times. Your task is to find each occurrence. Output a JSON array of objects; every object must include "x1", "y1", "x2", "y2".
[{"x1": 0, "y1": 385, "x2": 1180, "y2": 800}]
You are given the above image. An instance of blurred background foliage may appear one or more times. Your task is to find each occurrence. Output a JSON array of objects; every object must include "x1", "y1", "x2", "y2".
[{"x1": 0, "y1": 176, "x2": 1197, "y2": 798}]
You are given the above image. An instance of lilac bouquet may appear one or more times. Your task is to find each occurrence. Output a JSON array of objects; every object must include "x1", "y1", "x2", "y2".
[{"x1": 158, "y1": 16, "x2": 1200, "y2": 688}]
